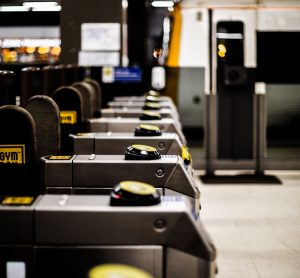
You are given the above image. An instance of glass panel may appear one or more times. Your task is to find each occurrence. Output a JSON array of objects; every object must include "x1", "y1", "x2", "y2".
[{"x1": 266, "y1": 84, "x2": 300, "y2": 161}]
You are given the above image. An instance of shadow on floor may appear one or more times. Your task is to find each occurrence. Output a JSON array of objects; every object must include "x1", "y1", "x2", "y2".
[{"x1": 200, "y1": 173, "x2": 282, "y2": 184}]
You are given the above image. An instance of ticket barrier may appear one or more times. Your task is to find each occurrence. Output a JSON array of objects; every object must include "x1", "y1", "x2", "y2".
[
  {"x1": 40, "y1": 145, "x2": 199, "y2": 212},
  {"x1": 113, "y1": 89, "x2": 170, "y2": 102},
  {"x1": 101, "y1": 107, "x2": 177, "y2": 120},
  {"x1": 107, "y1": 100, "x2": 179, "y2": 117},
  {"x1": 114, "y1": 95, "x2": 172, "y2": 102},
  {"x1": 0, "y1": 105, "x2": 39, "y2": 196},
  {"x1": 88, "y1": 118, "x2": 186, "y2": 145},
  {"x1": 25, "y1": 95, "x2": 61, "y2": 158},
  {"x1": 70, "y1": 124, "x2": 190, "y2": 164},
  {"x1": 0, "y1": 192, "x2": 216, "y2": 278}
]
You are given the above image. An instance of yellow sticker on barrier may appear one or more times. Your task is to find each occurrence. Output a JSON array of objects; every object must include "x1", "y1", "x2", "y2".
[
  {"x1": 132, "y1": 144, "x2": 157, "y2": 152},
  {"x1": 76, "y1": 133, "x2": 93, "y2": 136},
  {"x1": 2, "y1": 196, "x2": 34, "y2": 205},
  {"x1": 120, "y1": 181, "x2": 156, "y2": 195},
  {"x1": 144, "y1": 102, "x2": 159, "y2": 108},
  {"x1": 0, "y1": 145, "x2": 25, "y2": 164},
  {"x1": 60, "y1": 111, "x2": 77, "y2": 124},
  {"x1": 139, "y1": 124, "x2": 160, "y2": 131},
  {"x1": 181, "y1": 145, "x2": 192, "y2": 166},
  {"x1": 89, "y1": 264, "x2": 153, "y2": 278},
  {"x1": 48, "y1": 156, "x2": 72, "y2": 160},
  {"x1": 143, "y1": 111, "x2": 161, "y2": 117}
]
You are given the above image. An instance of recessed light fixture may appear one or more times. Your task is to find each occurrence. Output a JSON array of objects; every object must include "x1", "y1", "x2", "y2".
[{"x1": 151, "y1": 1, "x2": 174, "y2": 8}]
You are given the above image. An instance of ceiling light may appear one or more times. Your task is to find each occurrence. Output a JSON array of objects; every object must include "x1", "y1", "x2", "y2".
[
  {"x1": 0, "y1": 6, "x2": 29, "y2": 12},
  {"x1": 151, "y1": 1, "x2": 174, "y2": 8},
  {"x1": 23, "y1": 2, "x2": 59, "y2": 8}
]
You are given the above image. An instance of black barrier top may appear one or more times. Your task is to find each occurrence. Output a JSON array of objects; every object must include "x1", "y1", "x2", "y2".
[
  {"x1": 0, "y1": 70, "x2": 16, "y2": 106},
  {"x1": 25, "y1": 95, "x2": 61, "y2": 158},
  {"x1": 20, "y1": 67, "x2": 43, "y2": 106},
  {"x1": 84, "y1": 78, "x2": 102, "y2": 117},
  {"x1": 52, "y1": 86, "x2": 84, "y2": 122},
  {"x1": 42, "y1": 65, "x2": 62, "y2": 96},
  {"x1": 52, "y1": 86, "x2": 84, "y2": 154},
  {"x1": 72, "y1": 81, "x2": 95, "y2": 121},
  {"x1": 55, "y1": 64, "x2": 77, "y2": 86},
  {"x1": 0, "y1": 105, "x2": 39, "y2": 196}
]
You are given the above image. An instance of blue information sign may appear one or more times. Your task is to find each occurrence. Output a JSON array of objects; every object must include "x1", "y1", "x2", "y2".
[{"x1": 114, "y1": 67, "x2": 142, "y2": 82}]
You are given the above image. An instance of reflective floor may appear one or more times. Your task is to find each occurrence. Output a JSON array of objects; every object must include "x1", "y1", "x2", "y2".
[{"x1": 194, "y1": 170, "x2": 300, "y2": 278}]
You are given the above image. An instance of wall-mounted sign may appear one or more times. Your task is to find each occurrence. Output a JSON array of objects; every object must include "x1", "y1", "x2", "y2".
[
  {"x1": 102, "y1": 67, "x2": 142, "y2": 83},
  {"x1": 79, "y1": 51, "x2": 119, "y2": 66},
  {"x1": 81, "y1": 23, "x2": 120, "y2": 51}
]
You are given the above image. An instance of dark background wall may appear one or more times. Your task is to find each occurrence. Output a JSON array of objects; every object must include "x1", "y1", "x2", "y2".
[{"x1": 60, "y1": 0, "x2": 122, "y2": 64}]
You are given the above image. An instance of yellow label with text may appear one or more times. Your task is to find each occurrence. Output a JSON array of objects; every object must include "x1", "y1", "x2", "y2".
[
  {"x1": 2, "y1": 197, "x2": 34, "y2": 205},
  {"x1": 49, "y1": 156, "x2": 72, "y2": 160},
  {"x1": 60, "y1": 111, "x2": 77, "y2": 124},
  {"x1": 0, "y1": 145, "x2": 25, "y2": 164}
]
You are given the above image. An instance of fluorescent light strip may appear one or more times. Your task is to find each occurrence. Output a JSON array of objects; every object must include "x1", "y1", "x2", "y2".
[
  {"x1": 1, "y1": 38, "x2": 61, "y2": 48},
  {"x1": 0, "y1": 6, "x2": 29, "y2": 12},
  {"x1": 23, "y1": 2, "x2": 58, "y2": 7},
  {"x1": 151, "y1": 1, "x2": 174, "y2": 8},
  {"x1": 32, "y1": 6, "x2": 61, "y2": 11},
  {"x1": 216, "y1": 33, "x2": 243, "y2": 39}
]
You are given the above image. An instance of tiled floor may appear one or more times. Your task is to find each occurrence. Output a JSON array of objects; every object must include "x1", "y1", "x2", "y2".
[{"x1": 194, "y1": 170, "x2": 300, "y2": 278}]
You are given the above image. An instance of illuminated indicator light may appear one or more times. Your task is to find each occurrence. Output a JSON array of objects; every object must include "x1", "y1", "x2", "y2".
[
  {"x1": 38, "y1": 47, "x2": 50, "y2": 55},
  {"x1": 26, "y1": 47, "x2": 36, "y2": 54},
  {"x1": 218, "y1": 50, "x2": 226, "y2": 58},
  {"x1": 50, "y1": 46, "x2": 61, "y2": 56},
  {"x1": 218, "y1": 44, "x2": 226, "y2": 53}
]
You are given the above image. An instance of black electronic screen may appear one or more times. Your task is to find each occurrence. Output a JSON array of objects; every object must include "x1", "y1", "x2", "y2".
[
  {"x1": 216, "y1": 21, "x2": 244, "y2": 66},
  {"x1": 257, "y1": 31, "x2": 300, "y2": 84}
]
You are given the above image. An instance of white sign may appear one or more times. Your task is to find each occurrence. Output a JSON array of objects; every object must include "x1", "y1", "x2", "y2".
[
  {"x1": 81, "y1": 23, "x2": 120, "y2": 51},
  {"x1": 102, "y1": 67, "x2": 115, "y2": 83},
  {"x1": 78, "y1": 51, "x2": 119, "y2": 66}
]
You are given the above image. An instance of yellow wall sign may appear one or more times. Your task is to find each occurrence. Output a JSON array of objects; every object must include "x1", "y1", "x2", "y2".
[
  {"x1": 60, "y1": 111, "x2": 77, "y2": 124},
  {"x1": 0, "y1": 144, "x2": 25, "y2": 164}
]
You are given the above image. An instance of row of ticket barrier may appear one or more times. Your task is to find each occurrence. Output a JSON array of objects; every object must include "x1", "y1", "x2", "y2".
[{"x1": 0, "y1": 71, "x2": 217, "y2": 277}]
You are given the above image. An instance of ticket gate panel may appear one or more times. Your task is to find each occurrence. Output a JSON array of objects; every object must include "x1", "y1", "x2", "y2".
[
  {"x1": 35, "y1": 246, "x2": 163, "y2": 278},
  {"x1": 108, "y1": 101, "x2": 179, "y2": 118},
  {"x1": 72, "y1": 187, "x2": 164, "y2": 196},
  {"x1": 95, "y1": 135, "x2": 180, "y2": 155},
  {"x1": 72, "y1": 154, "x2": 177, "y2": 187},
  {"x1": 166, "y1": 248, "x2": 216, "y2": 278},
  {"x1": 88, "y1": 118, "x2": 186, "y2": 145},
  {"x1": 34, "y1": 195, "x2": 214, "y2": 259},
  {"x1": 0, "y1": 195, "x2": 216, "y2": 278},
  {"x1": 0, "y1": 207, "x2": 34, "y2": 244},
  {"x1": 41, "y1": 155, "x2": 199, "y2": 201},
  {"x1": 0, "y1": 246, "x2": 34, "y2": 278},
  {"x1": 71, "y1": 132, "x2": 95, "y2": 154},
  {"x1": 113, "y1": 96, "x2": 172, "y2": 102},
  {"x1": 108, "y1": 100, "x2": 173, "y2": 108},
  {"x1": 41, "y1": 157, "x2": 73, "y2": 188},
  {"x1": 71, "y1": 132, "x2": 182, "y2": 155},
  {"x1": 101, "y1": 107, "x2": 176, "y2": 119}
]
